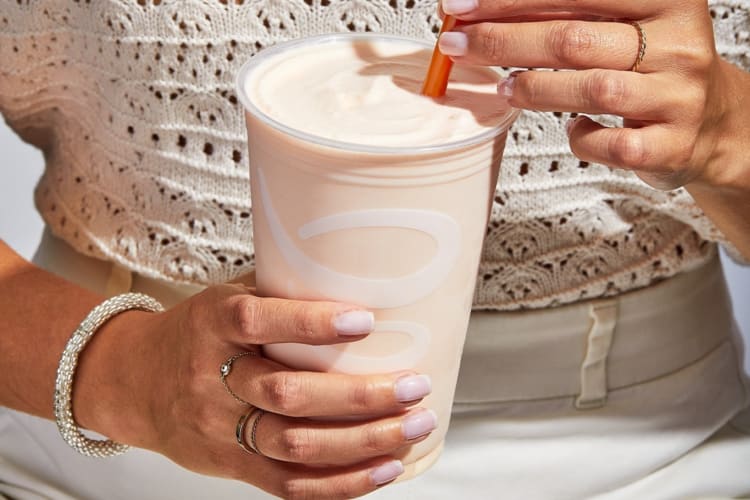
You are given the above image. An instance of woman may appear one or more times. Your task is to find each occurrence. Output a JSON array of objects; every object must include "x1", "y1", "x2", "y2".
[{"x1": 1, "y1": 0, "x2": 748, "y2": 498}]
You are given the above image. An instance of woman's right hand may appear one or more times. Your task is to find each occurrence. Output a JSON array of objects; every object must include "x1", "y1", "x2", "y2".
[{"x1": 74, "y1": 283, "x2": 436, "y2": 499}]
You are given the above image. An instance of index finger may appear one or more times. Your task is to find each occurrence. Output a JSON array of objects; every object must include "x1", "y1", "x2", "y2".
[
  {"x1": 441, "y1": 0, "x2": 659, "y2": 21},
  {"x1": 222, "y1": 293, "x2": 375, "y2": 346}
]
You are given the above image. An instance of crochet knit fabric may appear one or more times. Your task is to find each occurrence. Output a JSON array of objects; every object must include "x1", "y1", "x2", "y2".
[{"x1": 0, "y1": 0, "x2": 747, "y2": 310}]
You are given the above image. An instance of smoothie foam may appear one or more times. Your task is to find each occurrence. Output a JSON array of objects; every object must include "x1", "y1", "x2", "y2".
[{"x1": 243, "y1": 37, "x2": 511, "y2": 149}]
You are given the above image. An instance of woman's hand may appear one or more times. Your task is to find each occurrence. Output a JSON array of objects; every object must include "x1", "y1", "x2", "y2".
[
  {"x1": 437, "y1": 0, "x2": 750, "y2": 255},
  {"x1": 75, "y1": 284, "x2": 435, "y2": 499}
]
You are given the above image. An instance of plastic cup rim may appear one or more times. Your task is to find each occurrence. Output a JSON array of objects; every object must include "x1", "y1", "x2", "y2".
[{"x1": 235, "y1": 33, "x2": 519, "y2": 156}]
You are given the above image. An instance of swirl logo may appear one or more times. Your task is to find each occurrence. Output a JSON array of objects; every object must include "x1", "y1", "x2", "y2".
[{"x1": 257, "y1": 168, "x2": 461, "y2": 372}]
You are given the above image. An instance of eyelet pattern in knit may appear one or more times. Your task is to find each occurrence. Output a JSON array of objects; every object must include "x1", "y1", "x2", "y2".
[{"x1": 0, "y1": 0, "x2": 746, "y2": 310}]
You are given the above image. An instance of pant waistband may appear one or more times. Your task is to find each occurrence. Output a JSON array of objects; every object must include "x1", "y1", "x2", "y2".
[{"x1": 455, "y1": 255, "x2": 734, "y2": 408}]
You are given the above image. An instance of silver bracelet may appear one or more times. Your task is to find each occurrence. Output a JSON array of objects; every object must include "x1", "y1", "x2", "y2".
[{"x1": 54, "y1": 292, "x2": 164, "y2": 457}]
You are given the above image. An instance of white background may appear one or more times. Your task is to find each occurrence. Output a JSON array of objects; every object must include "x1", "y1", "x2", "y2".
[{"x1": 1, "y1": 118, "x2": 748, "y2": 372}]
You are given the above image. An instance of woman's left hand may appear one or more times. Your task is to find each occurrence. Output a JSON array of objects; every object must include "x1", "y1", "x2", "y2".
[{"x1": 437, "y1": 0, "x2": 750, "y2": 193}]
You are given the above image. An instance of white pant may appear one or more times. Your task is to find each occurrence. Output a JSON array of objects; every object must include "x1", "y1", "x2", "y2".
[{"x1": 2, "y1": 231, "x2": 750, "y2": 499}]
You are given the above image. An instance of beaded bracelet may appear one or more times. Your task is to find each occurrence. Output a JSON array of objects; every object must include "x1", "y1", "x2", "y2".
[{"x1": 54, "y1": 293, "x2": 164, "y2": 457}]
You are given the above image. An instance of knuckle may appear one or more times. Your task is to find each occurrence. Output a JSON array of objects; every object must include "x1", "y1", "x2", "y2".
[
  {"x1": 513, "y1": 74, "x2": 536, "y2": 104},
  {"x1": 281, "y1": 428, "x2": 318, "y2": 463},
  {"x1": 477, "y1": 23, "x2": 506, "y2": 61},
  {"x1": 192, "y1": 402, "x2": 223, "y2": 437},
  {"x1": 180, "y1": 356, "x2": 213, "y2": 406},
  {"x1": 264, "y1": 372, "x2": 305, "y2": 415},
  {"x1": 184, "y1": 294, "x2": 208, "y2": 333},
  {"x1": 280, "y1": 479, "x2": 308, "y2": 500},
  {"x1": 330, "y1": 479, "x2": 361, "y2": 500},
  {"x1": 183, "y1": 355, "x2": 205, "y2": 393},
  {"x1": 348, "y1": 379, "x2": 379, "y2": 412},
  {"x1": 685, "y1": 85, "x2": 710, "y2": 119},
  {"x1": 588, "y1": 72, "x2": 628, "y2": 111},
  {"x1": 673, "y1": 142, "x2": 696, "y2": 167},
  {"x1": 291, "y1": 303, "x2": 317, "y2": 341},
  {"x1": 280, "y1": 476, "x2": 362, "y2": 500},
  {"x1": 677, "y1": 42, "x2": 715, "y2": 74},
  {"x1": 190, "y1": 397, "x2": 212, "y2": 423},
  {"x1": 610, "y1": 131, "x2": 648, "y2": 169},
  {"x1": 553, "y1": 22, "x2": 595, "y2": 66},
  {"x1": 232, "y1": 296, "x2": 262, "y2": 343},
  {"x1": 361, "y1": 424, "x2": 392, "y2": 454}
]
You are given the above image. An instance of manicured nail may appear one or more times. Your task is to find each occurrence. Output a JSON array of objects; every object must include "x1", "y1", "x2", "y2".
[
  {"x1": 438, "y1": 32, "x2": 468, "y2": 57},
  {"x1": 402, "y1": 409, "x2": 438, "y2": 440},
  {"x1": 442, "y1": 0, "x2": 478, "y2": 15},
  {"x1": 497, "y1": 74, "x2": 516, "y2": 98},
  {"x1": 394, "y1": 374, "x2": 432, "y2": 402},
  {"x1": 370, "y1": 460, "x2": 405, "y2": 486},
  {"x1": 333, "y1": 310, "x2": 374, "y2": 336}
]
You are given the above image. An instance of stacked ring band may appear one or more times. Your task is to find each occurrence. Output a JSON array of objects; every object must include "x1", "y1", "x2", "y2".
[{"x1": 236, "y1": 407, "x2": 268, "y2": 456}]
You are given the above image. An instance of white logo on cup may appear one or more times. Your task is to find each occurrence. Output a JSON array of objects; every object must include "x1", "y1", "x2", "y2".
[
  {"x1": 265, "y1": 322, "x2": 431, "y2": 374},
  {"x1": 257, "y1": 168, "x2": 460, "y2": 371}
]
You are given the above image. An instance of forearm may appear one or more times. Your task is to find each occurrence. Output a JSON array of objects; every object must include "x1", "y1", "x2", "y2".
[
  {"x1": 0, "y1": 239, "x2": 120, "y2": 430},
  {"x1": 688, "y1": 182, "x2": 750, "y2": 259}
]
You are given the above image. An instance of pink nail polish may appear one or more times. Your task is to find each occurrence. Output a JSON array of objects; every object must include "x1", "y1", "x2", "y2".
[
  {"x1": 402, "y1": 409, "x2": 438, "y2": 440},
  {"x1": 370, "y1": 460, "x2": 405, "y2": 486},
  {"x1": 438, "y1": 31, "x2": 468, "y2": 57},
  {"x1": 394, "y1": 374, "x2": 432, "y2": 402},
  {"x1": 497, "y1": 75, "x2": 516, "y2": 99},
  {"x1": 442, "y1": 0, "x2": 479, "y2": 15},
  {"x1": 333, "y1": 310, "x2": 374, "y2": 336}
]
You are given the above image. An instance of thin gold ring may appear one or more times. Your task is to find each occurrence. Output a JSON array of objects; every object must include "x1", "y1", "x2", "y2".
[
  {"x1": 630, "y1": 21, "x2": 647, "y2": 72},
  {"x1": 236, "y1": 407, "x2": 268, "y2": 456}
]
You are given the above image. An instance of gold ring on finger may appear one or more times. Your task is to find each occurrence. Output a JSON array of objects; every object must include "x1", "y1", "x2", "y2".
[
  {"x1": 630, "y1": 21, "x2": 647, "y2": 72},
  {"x1": 220, "y1": 351, "x2": 258, "y2": 406}
]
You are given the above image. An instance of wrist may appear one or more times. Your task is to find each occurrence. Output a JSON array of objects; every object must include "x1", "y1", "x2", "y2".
[{"x1": 72, "y1": 307, "x2": 161, "y2": 448}]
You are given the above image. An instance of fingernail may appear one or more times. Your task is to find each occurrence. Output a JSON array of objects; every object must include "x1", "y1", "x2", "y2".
[
  {"x1": 565, "y1": 118, "x2": 577, "y2": 137},
  {"x1": 402, "y1": 409, "x2": 438, "y2": 440},
  {"x1": 333, "y1": 310, "x2": 374, "y2": 336},
  {"x1": 497, "y1": 74, "x2": 516, "y2": 99},
  {"x1": 394, "y1": 374, "x2": 432, "y2": 402},
  {"x1": 438, "y1": 32, "x2": 468, "y2": 57},
  {"x1": 442, "y1": 0, "x2": 478, "y2": 15},
  {"x1": 370, "y1": 460, "x2": 405, "y2": 486}
]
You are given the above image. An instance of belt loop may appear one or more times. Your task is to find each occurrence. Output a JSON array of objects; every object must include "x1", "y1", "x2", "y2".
[
  {"x1": 104, "y1": 262, "x2": 133, "y2": 297},
  {"x1": 575, "y1": 299, "x2": 618, "y2": 410}
]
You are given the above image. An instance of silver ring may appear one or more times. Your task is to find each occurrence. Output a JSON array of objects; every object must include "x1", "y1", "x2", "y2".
[
  {"x1": 236, "y1": 407, "x2": 268, "y2": 456},
  {"x1": 220, "y1": 351, "x2": 258, "y2": 406},
  {"x1": 630, "y1": 21, "x2": 647, "y2": 72}
]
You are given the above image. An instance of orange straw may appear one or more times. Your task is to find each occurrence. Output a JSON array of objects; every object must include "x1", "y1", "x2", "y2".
[{"x1": 421, "y1": 15, "x2": 458, "y2": 97}]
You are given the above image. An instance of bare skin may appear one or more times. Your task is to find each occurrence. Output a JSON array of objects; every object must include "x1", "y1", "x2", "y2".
[
  {"x1": 0, "y1": 240, "x2": 435, "y2": 499},
  {"x1": 439, "y1": 0, "x2": 750, "y2": 257}
]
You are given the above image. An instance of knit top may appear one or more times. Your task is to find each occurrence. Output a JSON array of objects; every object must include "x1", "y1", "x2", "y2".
[{"x1": 1, "y1": 0, "x2": 747, "y2": 310}]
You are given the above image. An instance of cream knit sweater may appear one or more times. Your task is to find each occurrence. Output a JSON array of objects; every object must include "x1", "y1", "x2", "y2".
[{"x1": 1, "y1": 0, "x2": 747, "y2": 310}]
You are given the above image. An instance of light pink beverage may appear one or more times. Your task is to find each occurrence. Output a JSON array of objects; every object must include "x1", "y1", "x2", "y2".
[{"x1": 236, "y1": 34, "x2": 517, "y2": 478}]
